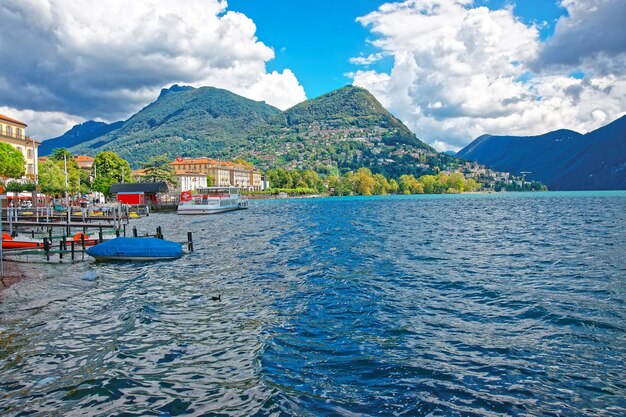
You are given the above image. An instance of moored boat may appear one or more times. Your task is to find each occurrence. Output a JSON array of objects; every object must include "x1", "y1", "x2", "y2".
[
  {"x1": 177, "y1": 187, "x2": 248, "y2": 215},
  {"x1": 2, "y1": 232, "x2": 45, "y2": 250},
  {"x1": 64, "y1": 232, "x2": 116, "y2": 247},
  {"x1": 86, "y1": 237, "x2": 183, "y2": 262}
]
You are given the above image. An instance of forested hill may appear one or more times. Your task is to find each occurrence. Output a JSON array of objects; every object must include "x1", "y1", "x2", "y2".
[
  {"x1": 458, "y1": 115, "x2": 626, "y2": 190},
  {"x1": 51, "y1": 84, "x2": 456, "y2": 178},
  {"x1": 67, "y1": 85, "x2": 283, "y2": 164},
  {"x1": 284, "y1": 86, "x2": 430, "y2": 149}
]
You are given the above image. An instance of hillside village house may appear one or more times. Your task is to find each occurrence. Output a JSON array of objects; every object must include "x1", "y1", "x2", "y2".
[
  {"x1": 0, "y1": 113, "x2": 39, "y2": 180},
  {"x1": 170, "y1": 157, "x2": 263, "y2": 190}
]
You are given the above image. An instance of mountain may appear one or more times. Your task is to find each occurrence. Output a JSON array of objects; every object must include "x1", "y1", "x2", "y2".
[
  {"x1": 39, "y1": 120, "x2": 123, "y2": 156},
  {"x1": 68, "y1": 85, "x2": 282, "y2": 163},
  {"x1": 52, "y1": 84, "x2": 456, "y2": 178},
  {"x1": 457, "y1": 115, "x2": 626, "y2": 190},
  {"x1": 283, "y1": 86, "x2": 427, "y2": 148}
]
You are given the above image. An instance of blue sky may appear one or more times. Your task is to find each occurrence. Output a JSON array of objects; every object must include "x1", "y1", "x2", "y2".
[{"x1": 229, "y1": 0, "x2": 567, "y2": 98}]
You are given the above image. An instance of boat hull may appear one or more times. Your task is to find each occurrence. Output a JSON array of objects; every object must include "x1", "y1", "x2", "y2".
[
  {"x1": 177, "y1": 206, "x2": 246, "y2": 215},
  {"x1": 2, "y1": 240, "x2": 44, "y2": 249},
  {"x1": 91, "y1": 256, "x2": 180, "y2": 262}
]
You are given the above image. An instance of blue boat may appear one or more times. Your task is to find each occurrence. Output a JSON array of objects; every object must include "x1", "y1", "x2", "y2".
[{"x1": 87, "y1": 237, "x2": 183, "y2": 262}]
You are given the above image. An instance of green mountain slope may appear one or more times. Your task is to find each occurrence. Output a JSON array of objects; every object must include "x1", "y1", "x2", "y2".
[
  {"x1": 215, "y1": 86, "x2": 439, "y2": 177},
  {"x1": 70, "y1": 85, "x2": 282, "y2": 163},
  {"x1": 57, "y1": 84, "x2": 457, "y2": 178},
  {"x1": 284, "y1": 86, "x2": 426, "y2": 147}
]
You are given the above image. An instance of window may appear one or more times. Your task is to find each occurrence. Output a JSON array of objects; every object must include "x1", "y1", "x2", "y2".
[
  {"x1": 6, "y1": 125, "x2": 13, "y2": 137},
  {"x1": 27, "y1": 149, "x2": 33, "y2": 158}
]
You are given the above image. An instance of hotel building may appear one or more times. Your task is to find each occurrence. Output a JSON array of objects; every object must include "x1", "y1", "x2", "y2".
[
  {"x1": 170, "y1": 158, "x2": 263, "y2": 190},
  {"x1": 0, "y1": 113, "x2": 40, "y2": 179}
]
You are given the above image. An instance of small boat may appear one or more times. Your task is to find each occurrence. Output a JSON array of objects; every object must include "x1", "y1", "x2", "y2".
[
  {"x1": 86, "y1": 237, "x2": 183, "y2": 261},
  {"x1": 64, "y1": 232, "x2": 115, "y2": 247},
  {"x1": 2, "y1": 232, "x2": 44, "y2": 250},
  {"x1": 177, "y1": 187, "x2": 248, "y2": 215}
]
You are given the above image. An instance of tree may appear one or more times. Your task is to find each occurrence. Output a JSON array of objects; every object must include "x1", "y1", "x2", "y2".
[
  {"x1": 41, "y1": 149, "x2": 82, "y2": 193},
  {"x1": 418, "y1": 175, "x2": 437, "y2": 194},
  {"x1": 354, "y1": 168, "x2": 375, "y2": 195},
  {"x1": 38, "y1": 159, "x2": 67, "y2": 194},
  {"x1": 5, "y1": 181, "x2": 35, "y2": 192},
  {"x1": 92, "y1": 151, "x2": 132, "y2": 194},
  {"x1": 372, "y1": 173, "x2": 390, "y2": 195},
  {"x1": 141, "y1": 155, "x2": 178, "y2": 187},
  {"x1": 0, "y1": 142, "x2": 25, "y2": 178}
]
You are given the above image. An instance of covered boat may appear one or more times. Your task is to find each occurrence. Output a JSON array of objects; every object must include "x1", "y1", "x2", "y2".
[{"x1": 86, "y1": 237, "x2": 183, "y2": 262}]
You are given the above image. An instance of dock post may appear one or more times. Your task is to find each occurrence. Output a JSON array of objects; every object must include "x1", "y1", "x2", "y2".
[
  {"x1": 81, "y1": 234, "x2": 85, "y2": 251},
  {"x1": 99, "y1": 230, "x2": 103, "y2": 243},
  {"x1": 123, "y1": 223, "x2": 127, "y2": 237},
  {"x1": 156, "y1": 226, "x2": 163, "y2": 239},
  {"x1": 187, "y1": 232, "x2": 194, "y2": 252},
  {"x1": 133, "y1": 226, "x2": 138, "y2": 237},
  {"x1": 59, "y1": 237, "x2": 64, "y2": 260},
  {"x1": 71, "y1": 240, "x2": 75, "y2": 261},
  {"x1": 44, "y1": 237, "x2": 50, "y2": 262}
]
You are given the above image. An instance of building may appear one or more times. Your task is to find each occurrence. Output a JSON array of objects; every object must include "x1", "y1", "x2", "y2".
[
  {"x1": 0, "y1": 113, "x2": 40, "y2": 179},
  {"x1": 173, "y1": 174, "x2": 207, "y2": 194},
  {"x1": 74, "y1": 155, "x2": 95, "y2": 173},
  {"x1": 170, "y1": 157, "x2": 263, "y2": 190},
  {"x1": 109, "y1": 182, "x2": 169, "y2": 205}
]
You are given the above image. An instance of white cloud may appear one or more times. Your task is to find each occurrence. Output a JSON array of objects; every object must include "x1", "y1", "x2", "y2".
[
  {"x1": 352, "y1": 0, "x2": 626, "y2": 151},
  {"x1": 349, "y1": 53, "x2": 384, "y2": 66},
  {"x1": 0, "y1": 106, "x2": 84, "y2": 140},
  {"x1": 537, "y1": 0, "x2": 626, "y2": 73},
  {"x1": 0, "y1": 0, "x2": 306, "y2": 135}
]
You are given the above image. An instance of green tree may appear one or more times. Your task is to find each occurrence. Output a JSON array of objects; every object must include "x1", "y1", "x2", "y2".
[
  {"x1": 43, "y1": 149, "x2": 82, "y2": 193},
  {"x1": 0, "y1": 142, "x2": 25, "y2": 178},
  {"x1": 92, "y1": 151, "x2": 132, "y2": 194},
  {"x1": 372, "y1": 173, "x2": 390, "y2": 195},
  {"x1": 388, "y1": 178, "x2": 399, "y2": 194},
  {"x1": 38, "y1": 159, "x2": 67, "y2": 194},
  {"x1": 141, "y1": 155, "x2": 178, "y2": 187},
  {"x1": 354, "y1": 168, "x2": 375, "y2": 195},
  {"x1": 418, "y1": 175, "x2": 437, "y2": 194},
  {"x1": 447, "y1": 172, "x2": 466, "y2": 192}
]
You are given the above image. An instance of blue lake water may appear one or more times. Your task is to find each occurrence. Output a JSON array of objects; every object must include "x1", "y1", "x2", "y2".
[{"x1": 1, "y1": 191, "x2": 625, "y2": 416}]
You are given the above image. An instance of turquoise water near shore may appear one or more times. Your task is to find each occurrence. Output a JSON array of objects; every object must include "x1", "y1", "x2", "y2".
[{"x1": 1, "y1": 191, "x2": 625, "y2": 416}]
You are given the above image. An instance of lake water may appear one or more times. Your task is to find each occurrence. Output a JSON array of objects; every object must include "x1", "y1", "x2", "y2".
[{"x1": 1, "y1": 192, "x2": 625, "y2": 416}]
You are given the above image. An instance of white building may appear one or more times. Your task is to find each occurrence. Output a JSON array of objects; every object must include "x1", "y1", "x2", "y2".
[{"x1": 173, "y1": 174, "x2": 207, "y2": 194}]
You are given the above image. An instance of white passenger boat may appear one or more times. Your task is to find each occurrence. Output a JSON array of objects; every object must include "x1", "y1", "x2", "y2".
[{"x1": 177, "y1": 187, "x2": 248, "y2": 215}]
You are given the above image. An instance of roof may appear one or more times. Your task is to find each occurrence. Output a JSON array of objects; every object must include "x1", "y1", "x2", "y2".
[
  {"x1": 109, "y1": 182, "x2": 169, "y2": 194},
  {"x1": 171, "y1": 157, "x2": 221, "y2": 165},
  {"x1": 75, "y1": 155, "x2": 94, "y2": 162},
  {"x1": 171, "y1": 157, "x2": 254, "y2": 171},
  {"x1": 0, "y1": 113, "x2": 28, "y2": 127}
]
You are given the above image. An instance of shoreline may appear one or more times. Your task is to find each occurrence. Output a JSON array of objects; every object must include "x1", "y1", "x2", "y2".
[{"x1": 0, "y1": 261, "x2": 28, "y2": 291}]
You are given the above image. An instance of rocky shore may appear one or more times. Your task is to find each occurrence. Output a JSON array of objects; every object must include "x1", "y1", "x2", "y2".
[{"x1": 1, "y1": 261, "x2": 27, "y2": 290}]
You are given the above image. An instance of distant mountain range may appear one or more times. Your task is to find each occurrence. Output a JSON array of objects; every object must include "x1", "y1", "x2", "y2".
[
  {"x1": 39, "y1": 120, "x2": 123, "y2": 156},
  {"x1": 42, "y1": 85, "x2": 457, "y2": 178},
  {"x1": 457, "y1": 115, "x2": 626, "y2": 190}
]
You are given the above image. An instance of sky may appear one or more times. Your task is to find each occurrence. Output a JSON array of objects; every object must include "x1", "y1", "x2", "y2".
[{"x1": 0, "y1": 0, "x2": 624, "y2": 151}]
